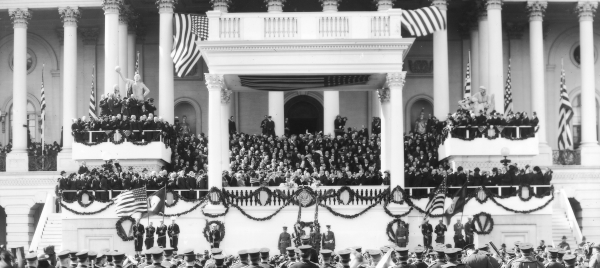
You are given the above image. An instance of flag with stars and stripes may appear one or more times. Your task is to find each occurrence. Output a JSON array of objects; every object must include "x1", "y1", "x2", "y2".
[
  {"x1": 40, "y1": 64, "x2": 46, "y2": 155},
  {"x1": 401, "y1": 6, "x2": 447, "y2": 37},
  {"x1": 422, "y1": 177, "x2": 447, "y2": 224},
  {"x1": 115, "y1": 187, "x2": 148, "y2": 217},
  {"x1": 172, "y1": 13, "x2": 208, "y2": 78},
  {"x1": 464, "y1": 52, "x2": 472, "y2": 98},
  {"x1": 135, "y1": 51, "x2": 140, "y2": 75},
  {"x1": 238, "y1": 75, "x2": 371, "y2": 91},
  {"x1": 89, "y1": 66, "x2": 98, "y2": 120},
  {"x1": 504, "y1": 59, "x2": 514, "y2": 114},
  {"x1": 558, "y1": 64, "x2": 574, "y2": 150}
]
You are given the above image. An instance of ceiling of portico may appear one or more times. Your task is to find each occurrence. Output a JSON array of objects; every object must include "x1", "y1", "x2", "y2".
[{"x1": 222, "y1": 73, "x2": 387, "y2": 92}]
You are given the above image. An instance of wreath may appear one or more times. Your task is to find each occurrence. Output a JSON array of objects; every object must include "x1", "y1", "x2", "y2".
[
  {"x1": 253, "y1": 187, "x2": 273, "y2": 206},
  {"x1": 77, "y1": 190, "x2": 95, "y2": 208},
  {"x1": 109, "y1": 130, "x2": 125, "y2": 145},
  {"x1": 336, "y1": 186, "x2": 355, "y2": 205},
  {"x1": 389, "y1": 185, "x2": 407, "y2": 204},
  {"x1": 472, "y1": 212, "x2": 494, "y2": 235},
  {"x1": 208, "y1": 187, "x2": 224, "y2": 205},
  {"x1": 165, "y1": 189, "x2": 180, "y2": 207},
  {"x1": 386, "y1": 218, "x2": 407, "y2": 243},
  {"x1": 203, "y1": 220, "x2": 225, "y2": 243},
  {"x1": 517, "y1": 184, "x2": 534, "y2": 202},
  {"x1": 116, "y1": 216, "x2": 136, "y2": 241}
]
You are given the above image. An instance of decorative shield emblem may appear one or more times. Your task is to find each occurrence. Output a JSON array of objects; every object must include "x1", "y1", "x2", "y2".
[
  {"x1": 80, "y1": 192, "x2": 91, "y2": 204},
  {"x1": 113, "y1": 131, "x2": 123, "y2": 141},
  {"x1": 123, "y1": 130, "x2": 132, "y2": 137},
  {"x1": 296, "y1": 189, "x2": 314, "y2": 207},
  {"x1": 257, "y1": 188, "x2": 271, "y2": 206},
  {"x1": 519, "y1": 185, "x2": 531, "y2": 200},
  {"x1": 391, "y1": 187, "x2": 404, "y2": 203},
  {"x1": 476, "y1": 187, "x2": 488, "y2": 203},
  {"x1": 338, "y1": 189, "x2": 350, "y2": 205},
  {"x1": 209, "y1": 191, "x2": 221, "y2": 204},
  {"x1": 487, "y1": 128, "x2": 496, "y2": 137}
]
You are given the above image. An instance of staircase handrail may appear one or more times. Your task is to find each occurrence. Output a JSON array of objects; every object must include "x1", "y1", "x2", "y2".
[
  {"x1": 558, "y1": 189, "x2": 583, "y2": 245},
  {"x1": 29, "y1": 193, "x2": 55, "y2": 252}
]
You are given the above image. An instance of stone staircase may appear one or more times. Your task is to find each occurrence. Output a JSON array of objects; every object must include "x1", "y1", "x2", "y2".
[
  {"x1": 35, "y1": 213, "x2": 63, "y2": 253},
  {"x1": 552, "y1": 207, "x2": 577, "y2": 248}
]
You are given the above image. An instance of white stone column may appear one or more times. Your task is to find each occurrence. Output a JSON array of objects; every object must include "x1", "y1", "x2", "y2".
[
  {"x1": 158, "y1": 0, "x2": 175, "y2": 122},
  {"x1": 487, "y1": 0, "x2": 504, "y2": 113},
  {"x1": 268, "y1": 92, "x2": 285, "y2": 136},
  {"x1": 431, "y1": 0, "x2": 450, "y2": 118},
  {"x1": 118, "y1": 6, "x2": 129, "y2": 97},
  {"x1": 6, "y1": 8, "x2": 31, "y2": 172},
  {"x1": 387, "y1": 72, "x2": 407, "y2": 188},
  {"x1": 577, "y1": 1, "x2": 600, "y2": 165},
  {"x1": 527, "y1": 1, "x2": 552, "y2": 165},
  {"x1": 470, "y1": 24, "x2": 480, "y2": 92},
  {"x1": 478, "y1": 5, "x2": 489, "y2": 92},
  {"x1": 57, "y1": 7, "x2": 81, "y2": 172},
  {"x1": 103, "y1": 0, "x2": 120, "y2": 97},
  {"x1": 206, "y1": 74, "x2": 224, "y2": 189},
  {"x1": 221, "y1": 89, "x2": 232, "y2": 171},
  {"x1": 127, "y1": 28, "x2": 136, "y2": 77},
  {"x1": 323, "y1": 91, "x2": 340, "y2": 136},
  {"x1": 378, "y1": 89, "x2": 391, "y2": 175}
]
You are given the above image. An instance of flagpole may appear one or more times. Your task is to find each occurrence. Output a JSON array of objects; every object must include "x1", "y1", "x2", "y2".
[{"x1": 41, "y1": 64, "x2": 45, "y2": 169}]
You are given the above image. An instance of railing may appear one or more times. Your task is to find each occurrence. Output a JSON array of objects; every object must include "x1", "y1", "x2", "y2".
[
  {"x1": 552, "y1": 150, "x2": 581, "y2": 165},
  {"x1": 449, "y1": 126, "x2": 534, "y2": 139},
  {"x1": 207, "y1": 10, "x2": 403, "y2": 41},
  {"x1": 77, "y1": 130, "x2": 164, "y2": 144},
  {"x1": 557, "y1": 189, "x2": 583, "y2": 245},
  {"x1": 28, "y1": 155, "x2": 57, "y2": 171},
  {"x1": 0, "y1": 152, "x2": 5, "y2": 171},
  {"x1": 405, "y1": 185, "x2": 552, "y2": 197},
  {"x1": 29, "y1": 193, "x2": 55, "y2": 252},
  {"x1": 61, "y1": 189, "x2": 209, "y2": 202}
]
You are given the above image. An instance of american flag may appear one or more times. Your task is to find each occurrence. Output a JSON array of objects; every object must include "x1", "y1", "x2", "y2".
[
  {"x1": 464, "y1": 52, "x2": 472, "y2": 98},
  {"x1": 89, "y1": 66, "x2": 98, "y2": 120},
  {"x1": 40, "y1": 64, "x2": 46, "y2": 154},
  {"x1": 558, "y1": 64, "x2": 574, "y2": 150},
  {"x1": 401, "y1": 6, "x2": 447, "y2": 37},
  {"x1": 504, "y1": 59, "x2": 514, "y2": 114},
  {"x1": 115, "y1": 187, "x2": 148, "y2": 217},
  {"x1": 422, "y1": 177, "x2": 447, "y2": 223},
  {"x1": 172, "y1": 13, "x2": 208, "y2": 78},
  {"x1": 238, "y1": 75, "x2": 371, "y2": 91},
  {"x1": 135, "y1": 51, "x2": 140, "y2": 75}
]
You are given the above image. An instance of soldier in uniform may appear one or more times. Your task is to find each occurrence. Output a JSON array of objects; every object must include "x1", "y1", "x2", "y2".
[
  {"x1": 422, "y1": 220, "x2": 434, "y2": 248},
  {"x1": 502, "y1": 249, "x2": 516, "y2": 268},
  {"x1": 453, "y1": 221, "x2": 465, "y2": 249},
  {"x1": 180, "y1": 249, "x2": 202, "y2": 268},
  {"x1": 69, "y1": 250, "x2": 79, "y2": 268},
  {"x1": 441, "y1": 248, "x2": 469, "y2": 268},
  {"x1": 367, "y1": 250, "x2": 381, "y2": 267},
  {"x1": 168, "y1": 218, "x2": 180, "y2": 253},
  {"x1": 510, "y1": 243, "x2": 544, "y2": 268},
  {"x1": 157, "y1": 220, "x2": 168, "y2": 248},
  {"x1": 148, "y1": 248, "x2": 165, "y2": 268},
  {"x1": 259, "y1": 248, "x2": 272, "y2": 268},
  {"x1": 280, "y1": 247, "x2": 298, "y2": 268},
  {"x1": 139, "y1": 250, "x2": 152, "y2": 268},
  {"x1": 561, "y1": 256, "x2": 576, "y2": 268},
  {"x1": 413, "y1": 247, "x2": 428, "y2": 268},
  {"x1": 322, "y1": 226, "x2": 336, "y2": 251},
  {"x1": 145, "y1": 222, "x2": 156, "y2": 249},
  {"x1": 230, "y1": 250, "x2": 249, "y2": 268},
  {"x1": 279, "y1": 227, "x2": 293, "y2": 255},
  {"x1": 25, "y1": 252, "x2": 38, "y2": 268},
  {"x1": 394, "y1": 247, "x2": 414, "y2": 268},
  {"x1": 429, "y1": 246, "x2": 447, "y2": 268},
  {"x1": 464, "y1": 218, "x2": 474, "y2": 246},
  {"x1": 557, "y1": 250, "x2": 566, "y2": 265},
  {"x1": 337, "y1": 250, "x2": 351, "y2": 268},
  {"x1": 396, "y1": 222, "x2": 409, "y2": 247},
  {"x1": 290, "y1": 245, "x2": 320, "y2": 268},
  {"x1": 57, "y1": 250, "x2": 71, "y2": 268},
  {"x1": 94, "y1": 252, "x2": 106, "y2": 268},
  {"x1": 300, "y1": 236, "x2": 320, "y2": 264},
  {"x1": 133, "y1": 221, "x2": 145, "y2": 256},
  {"x1": 87, "y1": 251, "x2": 97, "y2": 268},
  {"x1": 545, "y1": 248, "x2": 565, "y2": 268},
  {"x1": 589, "y1": 244, "x2": 600, "y2": 268},
  {"x1": 213, "y1": 255, "x2": 225, "y2": 268},
  {"x1": 112, "y1": 252, "x2": 126, "y2": 268},
  {"x1": 75, "y1": 251, "x2": 89, "y2": 268},
  {"x1": 246, "y1": 249, "x2": 262, "y2": 268},
  {"x1": 320, "y1": 250, "x2": 335, "y2": 268},
  {"x1": 435, "y1": 220, "x2": 447, "y2": 245}
]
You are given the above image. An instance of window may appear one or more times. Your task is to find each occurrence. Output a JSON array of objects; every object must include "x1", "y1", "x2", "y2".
[
  {"x1": 9, "y1": 101, "x2": 37, "y2": 143},
  {"x1": 571, "y1": 94, "x2": 599, "y2": 148}
]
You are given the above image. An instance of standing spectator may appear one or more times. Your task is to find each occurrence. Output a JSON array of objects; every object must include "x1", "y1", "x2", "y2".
[{"x1": 229, "y1": 116, "x2": 237, "y2": 135}]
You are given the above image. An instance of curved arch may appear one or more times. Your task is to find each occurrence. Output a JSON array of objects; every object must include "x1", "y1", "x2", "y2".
[
  {"x1": 284, "y1": 91, "x2": 324, "y2": 106},
  {"x1": 3, "y1": 94, "x2": 42, "y2": 144},
  {"x1": 404, "y1": 94, "x2": 433, "y2": 131},
  {"x1": 284, "y1": 95, "x2": 324, "y2": 134},
  {"x1": 546, "y1": 26, "x2": 600, "y2": 67},
  {"x1": 568, "y1": 86, "x2": 600, "y2": 145},
  {"x1": 0, "y1": 32, "x2": 59, "y2": 70},
  {"x1": 174, "y1": 97, "x2": 203, "y2": 134}
]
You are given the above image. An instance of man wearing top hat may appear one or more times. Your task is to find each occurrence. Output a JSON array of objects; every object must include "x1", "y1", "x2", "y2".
[
  {"x1": 322, "y1": 225, "x2": 335, "y2": 251},
  {"x1": 510, "y1": 243, "x2": 544, "y2": 268},
  {"x1": 279, "y1": 227, "x2": 293, "y2": 255},
  {"x1": 290, "y1": 245, "x2": 319, "y2": 268},
  {"x1": 156, "y1": 220, "x2": 167, "y2": 248}
]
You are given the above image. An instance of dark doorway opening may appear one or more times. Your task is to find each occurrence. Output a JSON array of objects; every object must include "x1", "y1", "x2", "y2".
[{"x1": 284, "y1": 96, "x2": 323, "y2": 135}]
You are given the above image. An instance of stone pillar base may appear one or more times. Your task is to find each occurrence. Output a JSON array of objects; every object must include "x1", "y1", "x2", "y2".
[
  {"x1": 531, "y1": 144, "x2": 553, "y2": 166},
  {"x1": 56, "y1": 151, "x2": 79, "y2": 172},
  {"x1": 6, "y1": 152, "x2": 28, "y2": 172},
  {"x1": 578, "y1": 144, "x2": 600, "y2": 166}
]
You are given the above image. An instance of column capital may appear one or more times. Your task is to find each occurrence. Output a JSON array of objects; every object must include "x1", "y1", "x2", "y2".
[
  {"x1": 430, "y1": 0, "x2": 449, "y2": 11},
  {"x1": 386, "y1": 72, "x2": 406, "y2": 88},
  {"x1": 205, "y1": 74, "x2": 224, "y2": 91},
  {"x1": 56, "y1": 27, "x2": 64, "y2": 45},
  {"x1": 156, "y1": 0, "x2": 177, "y2": 13},
  {"x1": 9, "y1": 8, "x2": 32, "y2": 28},
  {"x1": 485, "y1": 0, "x2": 503, "y2": 10},
  {"x1": 221, "y1": 89, "x2": 232, "y2": 104},
  {"x1": 102, "y1": 0, "x2": 122, "y2": 14},
  {"x1": 477, "y1": 2, "x2": 488, "y2": 19},
  {"x1": 80, "y1": 27, "x2": 100, "y2": 45},
  {"x1": 527, "y1": 1, "x2": 547, "y2": 21},
  {"x1": 505, "y1": 22, "x2": 526, "y2": 39},
  {"x1": 377, "y1": 88, "x2": 390, "y2": 103},
  {"x1": 119, "y1": 4, "x2": 131, "y2": 25},
  {"x1": 58, "y1": 7, "x2": 80, "y2": 27},
  {"x1": 577, "y1": 1, "x2": 598, "y2": 21}
]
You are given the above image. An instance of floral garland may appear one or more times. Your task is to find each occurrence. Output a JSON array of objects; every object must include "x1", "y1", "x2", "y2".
[
  {"x1": 60, "y1": 200, "x2": 115, "y2": 215},
  {"x1": 336, "y1": 186, "x2": 355, "y2": 205},
  {"x1": 229, "y1": 201, "x2": 290, "y2": 221},
  {"x1": 203, "y1": 220, "x2": 225, "y2": 243},
  {"x1": 202, "y1": 206, "x2": 230, "y2": 218},
  {"x1": 319, "y1": 202, "x2": 380, "y2": 219},
  {"x1": 472, "y1": 212, "x2": 494, "y2": 235},
  {"x1": 132, "y1": 140, "x2": 152, "y2": 146},
  {"x1": 116, "y1": 216, "x2": 136, "y2": 241},
  {"x1": 77, "y1": 190, "x2": 95, "y2": 208},
  {"x1": 160, "y1": 197, "x2": 207, "y2": 217},
  {"x1": 383, "y1": 202, "x2": 414, "y2": 219},
  {"x1": 386, "y1": 218, "x2": 406, "y2": 243},
  {"x1": 487, "y1": 190, "x2": 554, "y2": 214}
]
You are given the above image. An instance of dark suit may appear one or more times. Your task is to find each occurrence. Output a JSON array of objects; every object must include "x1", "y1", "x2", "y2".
[
  {"x1": 168, "y1": 223, "x2": 180, "y2": 251},
  {"x1": 421, "y1": 222, "x2": 433, "y2": 247},
  {"x1": 145, "y1": 226, "x2": 155, "y2": 249},
  {"x1": 156, "y1": 224, "x2": 167, "y2": 248},
  {"x1": 133, "y1": 223, "x2": 145, "y2": 251}
]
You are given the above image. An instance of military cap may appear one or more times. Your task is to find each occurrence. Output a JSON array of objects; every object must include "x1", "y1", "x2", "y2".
[
  {"x1": 435, "y1": 246, "x2": 446, "y2": 257},
  {"x1": 68, "y1": 251, "x2": 78, "y2": 260},
  {"x1": 444, "y1": 248, "x2": 460, "y2": 258},
  {"x1": 413, "y1": 247, "x2": 425, "y2": 258},
  {"x1": 514, "y1": 241, "x2": 522, "y2": 247},
  {"x1": 214, "y1": 255, "x2": 225, "y2": 266},
  {"x1": 367, "y1": 250, "x2": 381, "y2": 258},
  {"x1": 87, "y1": 251, "x2": 97, "y2": 260},
  {"x1": 25, "y1": 252, "x2": 38, "y2": 261},
  {"x1": 298, "y1": 245, "x2": 312, "y2": 252},
  {"x1": 111, "y1": 252, "x2": 126, "y2": 261},
  {"x1": 591, "y1": 244, "x2": 600, "y2": 250},
  {"x1": 95, "y1": 252, "x2": 105, "y2": 259},
  {"x1": 563, "y1": 255, "x2": 576, "y2": 265},
  {"x1": 150, "y1": 247, "x2": 164, "y2": 256},
  {"x1": 320, "y1": 250, "x2": 333, "y2": 259},
  {"x1": 519, "y1": 243, "x2": 533, "y2": 252},
  {"x1": 463, "y1": 244, "x2": 474, "y2": 251},
  {"x1": 237, "y1": 250, "x2": 248, "y2": 258},
  {"x1": 164, "y1": 248, "x2": 174, "y2": 256},
  {"x1": 557, "y1": 249, "x2": 566, "y2": 259},
  {"x1": 477, "y1": 244, "x2": 489, "y2": 251},
  {"x1": 259, "y1": 248, "x2": 270, "y2": 258},
  {"x1": 337, "y1": 250, "x2": 351, "y2": 262},
  {"x1": 285, "y1": 247, "x2": 296, "y2": 256},
  {"x1": 76, "y1": 250, "x2": 89, "y2": 262},
  {"x1": 505, "y1": 249, "x2": 516, "y2": 256},
  {"x1": 37, "y1": 254, "x2": 50, "y2": 261},
  {"x1": 247, "y1": 248, "x2": 261, "y2": 260},
  {"x1": 351, "y1": 246, "x2": 362, "y2": 253},
  {"x1": 57, "y1": 250, "x2": 70, "y2": 258},
  {"x1": 396, "y1": 248, "x2": 409, "y2": 257},
  {"x1": 547, "y1": 248, "x2": 558, "y2": 258},
  {"x1": 211, "y1": 248, "x2": 223, "y2": 255}
]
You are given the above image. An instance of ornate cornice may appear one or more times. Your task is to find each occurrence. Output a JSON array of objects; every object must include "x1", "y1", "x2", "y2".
[
  {"x1": 9, "y1": 8, "x2": 32, "y2": 28},
  {"x1": 386, "y1": 72, "x2": 405, "y2": 88},
  {"x1": 430, "y1": 0, "x2": 448, "y2": 11},
  {"x1": 56, "y1": 27, "x2": 64, "y2": 46},
  {"x1": 80, "y1": 27, "x2": 100, "y2": 45},
  {"x1": 221, "y1": 88, "x2": 232, "y2": 104},
  {"x1": 205, "y1": 74, "x2": 224, "y2": 91},
  {"x1": 527, "y1": 1, "x2": 547, "y2": 22},
  {"x1": 119, "y1": 5, "x2": 131, "y2": 25},
  {"x1": 577, "y1": 1, "x2": 598, "y2": 21},
  {"x1": 485, "y1": 0, "x2": 503, "y2": 10},
  {"x1": 477, "y1": 2, "x2": 488, "y2": 19},
  {"x1": 377, "y1": 88, "x2": 390, "y2": 103},
  {"x1": 156, "y1": 0, "x2": 177, "y2": 13},
  {"x1": 102, "y1": 0, "x2": 122, "y2": 14},
  {"x1": 59, "y1": 7, "x2": 80, "y2": 27},
  {"x1": 198, "y1": 43, "x2": 412, "y2": 53},
  {"x1": 505, "y1": 22, "x2": 526, "y2": 40}
]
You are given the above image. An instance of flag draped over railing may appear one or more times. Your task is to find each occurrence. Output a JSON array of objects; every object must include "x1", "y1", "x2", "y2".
[
  {"x1": 558, "y1": 62, "x2": 574, "y2": 150},
  {"x1": 504, "y1": 59, "x2": 514, "y2": 114},
  {"x1": 40, "y1": 64, "x2": 46, "y2": 155},
  {"x1": 172, "y1": 13, "x2": 208, "y2": 78},
  {"x1": 89, "y1": 66, "x2": 98, "y2": 120},
  {"x1": 464, "y1": 52, "x2": 472, "y2": 98},
  {"x1": 401, "y1": 6, "x2": 447, "y2": 37}
]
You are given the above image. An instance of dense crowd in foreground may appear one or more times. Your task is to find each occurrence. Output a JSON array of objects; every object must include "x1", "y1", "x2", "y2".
[{"x1": 1, "y1": 238, "x2": 597, "y2": 268}]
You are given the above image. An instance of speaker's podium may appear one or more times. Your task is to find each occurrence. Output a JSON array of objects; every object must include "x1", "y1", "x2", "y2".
[{"x1": 72, "y1": 130, "x2": 172, "y2": 172}]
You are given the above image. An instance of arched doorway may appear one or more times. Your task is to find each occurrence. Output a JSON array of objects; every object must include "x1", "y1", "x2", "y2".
[
  {"x1": 174, "y1": 101, "x2": 200, "y2": 135},
  {"x1": 409, "y1": 99, "x2": 433, "y2": 132},
  {"x1": 8, "y1": 101, "x2": 38, "y2": 144},
  {"x1": 284, "y1": 95, "x2": 323, "y2": 135}
]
